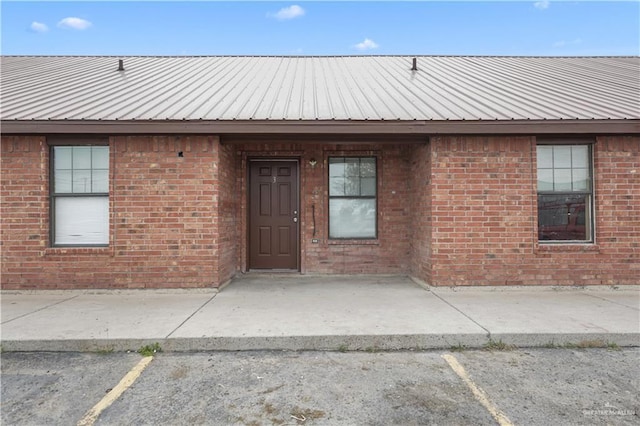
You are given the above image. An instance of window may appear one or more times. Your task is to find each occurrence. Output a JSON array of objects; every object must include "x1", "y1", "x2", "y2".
[
  {"x1": 537, "y1": 144, "x2": 592, "y2": 242},
  {"x1": 51, "y1": 146, "x2": 109, "y2": 245},
  {"x1": 329, "y1": 157, "x2": 377, "y2": 239}
]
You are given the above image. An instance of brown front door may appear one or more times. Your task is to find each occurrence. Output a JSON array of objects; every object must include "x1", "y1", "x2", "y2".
[{"x1": 249, "y1": 160, "x2": 299, "y2": 270}]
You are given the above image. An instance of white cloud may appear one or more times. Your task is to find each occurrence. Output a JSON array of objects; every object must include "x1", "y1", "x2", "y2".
[
  {"x1": 30, "y1": 21, "x2": 49, "y2": 33},
  {"x1": 354, "y1": 38, "x2": 379, "y2": 51},
  {"x1": 553, "y1": 38, "x2": 582, "y2": 48},
  {"x1": 57, "y1": 17, "x2": 92, "y2": 30},
  {"x1": 534, "y1": 1, "x2": 550, "y2": 10},
  {"x1": 268, "y1": 5, "x2": 305, "y2": 21}
]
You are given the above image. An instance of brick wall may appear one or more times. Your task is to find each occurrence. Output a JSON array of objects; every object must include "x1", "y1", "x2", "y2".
[
  {"x1": 2, "y1": 134, "x2": 636, "y2": 289},
  {"x1": 595, "y1": 137, "x2": 640, "y2": 277},
  {"x1": 234, "y1": 142, "x2": 413, "y2": 274},
  {"x1": 214, "y1": 142, "x2": 239, "y2": 285},
  {"x1": 427, "y1": 135, "x2": 639, "y2": 286},
  {"x1": 110, "y1": 135, "x2": 219, "y2": 288},
  {"x1": 1, "y1": 136, "x2": 49, "y2": 288},
  {"x1": 409, "y1": 142, "x2": 432, "y2": 283},
  {"x1": 531, "y1": 135, "x2": 640, "y2": 285},
  {"x1": 1, "y1": 135, "x2": 222, "y2": 289}
]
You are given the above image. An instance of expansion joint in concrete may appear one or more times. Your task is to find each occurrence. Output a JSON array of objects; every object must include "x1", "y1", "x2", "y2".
[
  {"x1": 429, "y1": 290, "x2": 492, "y2": 339},
  {"x1": 0, "y1": 295, "x2": 79, "y2": 325},
  {"x1": 164, "y1": 293, "x2": 218, "y2": 339}
]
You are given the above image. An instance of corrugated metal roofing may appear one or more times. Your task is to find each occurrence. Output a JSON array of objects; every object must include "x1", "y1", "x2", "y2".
[{"x1": 1, "y1": 56, "x2": 639, "y2": 121}]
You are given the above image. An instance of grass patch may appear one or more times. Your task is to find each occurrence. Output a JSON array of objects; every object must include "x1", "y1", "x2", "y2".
[
  {"x1": 337, "y1": 344, "x2": 348, "y2": 353},
  {"x1": 138, "y1": 342, "x2": 162, "y2": 357},
  {"x1": 449, "y1": 343, "x2": 467, "y2": 352},
  {"x1": 483, "y1": 339, "x2": 516, "y2": 351},
  {"x1": 95, "y1": 346, "x2": 115, "y2": 355},
  {"x1": 564, "y1": 339, "x2": 620, "y2": 350}
]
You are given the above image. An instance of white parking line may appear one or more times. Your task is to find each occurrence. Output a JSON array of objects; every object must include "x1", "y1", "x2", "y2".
[
  {"x1": 77, "y1": 356, "x2": 154, "y2": 426},
  {"x1": 442, "y1": 354, "x2": 513, "y2": 426}
]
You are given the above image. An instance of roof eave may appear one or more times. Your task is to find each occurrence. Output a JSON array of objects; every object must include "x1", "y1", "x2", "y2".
[{"x1": 1, "y1": 119, "x2": 639, "y2": 135}]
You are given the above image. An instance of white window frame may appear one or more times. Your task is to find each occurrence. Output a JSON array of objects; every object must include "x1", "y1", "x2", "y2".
[
  {"x1": 328, "y1": 156, "x2": 377, "y2": 239},
  {"x1": 536, "y1": 141, "x2": 594, "y2": 244},
  {"x1": 50, "y1": 143, "x2": 110, "y2": 247}
]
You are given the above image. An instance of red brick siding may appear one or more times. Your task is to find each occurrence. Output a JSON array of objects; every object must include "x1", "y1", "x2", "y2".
[
  {"x1": 214, "y1": 142, "x2": 239, "y2": 284},
  {"x1": 234, "y1": 142, "x2": 413, "y2": 274},
  {"x1": 409, "y1": 142, "x2": 432, "y2": 283},
  {"x1": 2, "y1": 134, "x2": 637, "y2": 289},
  {"x1": 427, "y1": 135, "x2": 639, "y2": 286},
  {"x1": 110, "y1": 136, "x2": 218, "y2": 288},
  {"x1": 1, "y1": 136, "x2": 50, "y2": 288},
  {"x1": 1, "y1": 135, "x2": 221, "y2": 289}
]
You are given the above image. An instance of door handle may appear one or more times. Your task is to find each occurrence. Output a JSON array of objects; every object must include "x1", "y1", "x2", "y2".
[{"x1": 293, "y1": 217, "x2": 298, "y2": 223}]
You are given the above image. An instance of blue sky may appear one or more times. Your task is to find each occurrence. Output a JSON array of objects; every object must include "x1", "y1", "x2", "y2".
[{"x1": 2, "y1": 1, "x2": 638, "y2": 56}]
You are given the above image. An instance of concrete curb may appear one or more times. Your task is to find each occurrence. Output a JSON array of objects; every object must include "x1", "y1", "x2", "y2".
[
  {"x1": 488, "y1": 332, "x2": 640, "y2": 348},
  {"x1": 2, "y1": 332, "x2": 638, "y2": 353}
]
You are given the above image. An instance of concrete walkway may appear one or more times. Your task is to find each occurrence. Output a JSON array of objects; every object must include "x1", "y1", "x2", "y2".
[{"x1": 1, "y1": 275, "x2": 638, "y2": 352}]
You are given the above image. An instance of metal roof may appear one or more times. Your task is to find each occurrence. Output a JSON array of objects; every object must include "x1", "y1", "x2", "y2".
[{"x1": 1, "y1": 56, "x2": 639, "y2": 122}]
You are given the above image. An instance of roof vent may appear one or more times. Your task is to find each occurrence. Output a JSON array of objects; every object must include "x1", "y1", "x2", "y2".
[
  {"x1": 411, "y1": 57, "x2": 418, "y2": 71},
  {"x1": 118, "y1": 59, "x2": 124, "y2": 71}
]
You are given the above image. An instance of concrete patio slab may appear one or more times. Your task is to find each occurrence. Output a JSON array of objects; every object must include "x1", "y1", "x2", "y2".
[
  {"x1": 1, "y1": 276, "x2": 638, "y2": 352},
  {"x1": 1, "y1": 294, "x2": 79, "y2": 323},
  {"x1": 1, "y1": 293, "x2": 216, "y2": 345},
  {"x1": 581, "y1": 289, "x2": 640, "y2": 310},
  {"x1": 169, "y1": 275, "x2": 488, "y2": 350},
  {"x1": 430, "y1": 287, "x2": 640, "y2": 347}
]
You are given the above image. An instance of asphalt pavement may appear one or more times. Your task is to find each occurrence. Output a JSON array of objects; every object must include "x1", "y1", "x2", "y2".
[
  {"x1": 1, "y1": 275, "x2": 639, "y2": 352},
  {"x1": 2, "y1": 349, "x2": 639, "y2": 425}
]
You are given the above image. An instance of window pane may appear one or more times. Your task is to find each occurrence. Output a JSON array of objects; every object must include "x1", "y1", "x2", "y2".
[
  {"x1": 54, "y1": 147, "x2": 72, "y2": 170},
  {"x1": 55, "y1": 196, "x2": 109, "y2": 244},
  {"x1": 92, "y1": 170, "x2": 109, "y2": 193},
  {"x1": 571, "y1": 146, "x2": 589, "y2": 168},
  {"x1": 537, "y1": 169, "x2": 553, "y2": 191},
  {"x1": 73, "y1": 147, "x2": 92, "y2": 169},
  {"x1": 572, "y1": 168, "x2": 590, "y2": 192},
  {"x1": 92, "y1": 146, "x2": 109, "y2": 169},
  {"x1": 54, "y1": 170, "x2": 72, "y2": 193},
  {"x1": 344, "y1": 158, "x2": 360, "y2": 176},
  {"x1": 328, "y1": 157, "x2": 377, "y2": 239},
  {"x1": 72, "y1": 170, "x2": 92, "y2": 193},
  {"x1": 553, "y1": 146, "x2": 572, "y2": 168},
  {"x1": 344, "y1": 176, "x2": 360, "y2": 196},
  {"x1": 329, "y1": 198, "x2": 376, "y2": 238},
  {"x1": 554, "y1": 169, "x2": 572, "y2": 191},
  {"x1": 537, "y1": 146, "x2": 553, "y2": 169},
  {"x1": 329, "y1": 158, "x2": 345, "y2": 177},
  {"x1": 360, "y1": 158, "x2": 376, "y2": 177},
  {"x1": 361, "y1": 177, "x2": 376, "y2": 196},
  {"x1": 329, "y1": 177, "x2": 345, "y2": 196},
  {"x1": 538, "y1": 194, "x2": 588, "y2": 241}
]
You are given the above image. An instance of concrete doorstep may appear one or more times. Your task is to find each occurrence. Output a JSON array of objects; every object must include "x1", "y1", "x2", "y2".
[{"x1": 1, "y1": 276, "x2": 638, "y2": 352}]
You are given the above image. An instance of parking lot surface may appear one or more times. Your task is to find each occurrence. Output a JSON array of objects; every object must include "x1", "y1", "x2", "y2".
[{"x1": 2, "y1": 348, "x2": 638, "y2": 425}]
